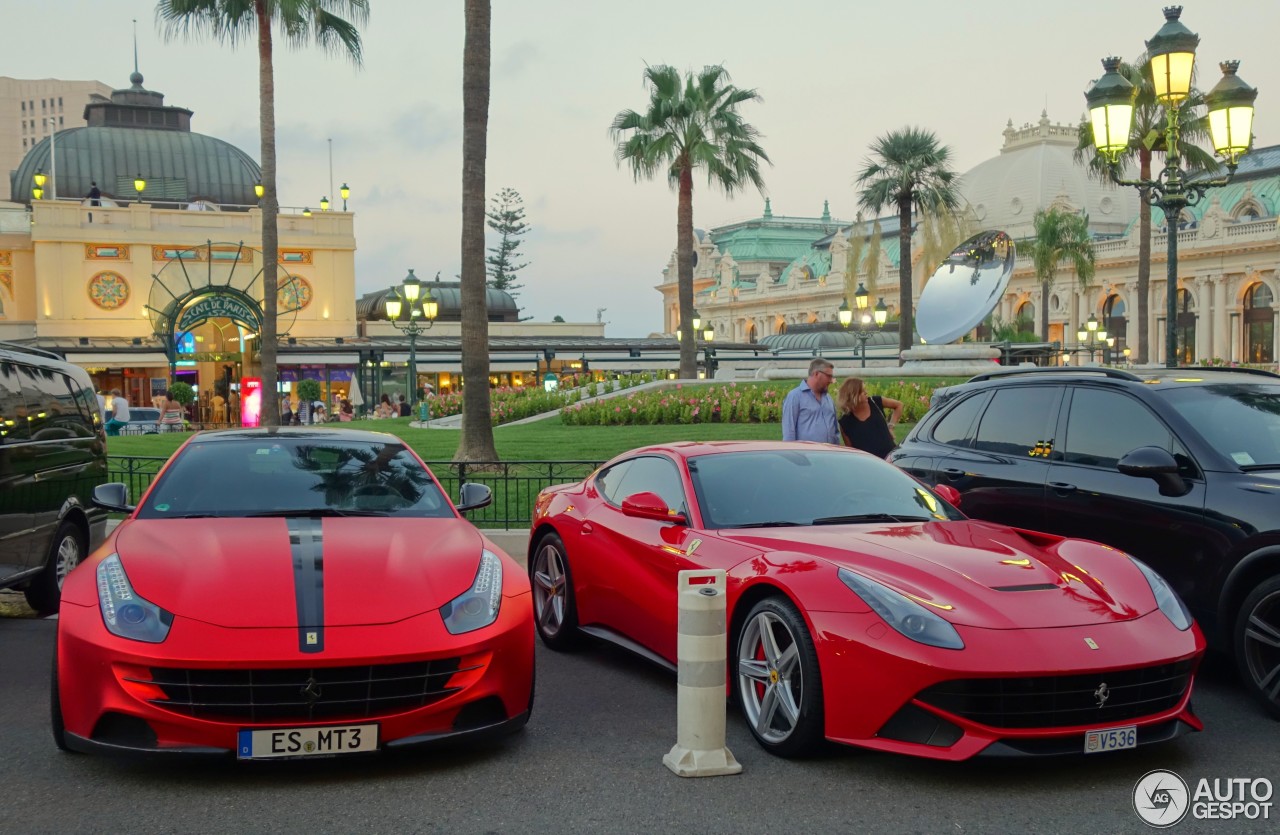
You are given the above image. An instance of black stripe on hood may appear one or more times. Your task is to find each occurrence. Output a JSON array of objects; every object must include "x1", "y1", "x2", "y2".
[{"x1": 289, "y1": 518, "x2": 325, "y2": 653}]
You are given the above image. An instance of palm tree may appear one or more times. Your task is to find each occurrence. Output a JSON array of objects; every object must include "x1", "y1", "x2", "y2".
[
  {"x1": 156, "y1": 0, "x2": 367, "y2": 426},
  {"x1": 457, "y1": 0, "x2": 498, "y2": 461},
  {"x1": 1074, "y1": 57, "x2": 1217, "y2": 365},
  {"x1": 855, "y1": 128, "x2": 960, "y2": 359},
  {"x1": 611, "y1": 64, "x2": 769, "y2": 379},
  {"x1": 1029, "y1": 208, "x2": 1096, "y2": 340}
]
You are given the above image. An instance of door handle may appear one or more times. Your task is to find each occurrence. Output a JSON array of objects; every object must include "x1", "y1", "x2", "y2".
[
  {"x1": 941, "y1": 468, "x2": 965, "y2": 480},
  {"x1": 1049, "y1": 482, "x2": 1078, "y2": 494},
  {"x1": 581, "y1": 521, "x2": 594, "y2": 534}
]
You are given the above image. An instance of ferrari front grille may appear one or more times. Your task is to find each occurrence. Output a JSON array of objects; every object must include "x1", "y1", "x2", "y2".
[
  {"x1": 916, "y1": 659, "x2": 1193, "y2": 729},
  {"x1": 141, "y1": 659, "x2": 472, "y2": 722}
]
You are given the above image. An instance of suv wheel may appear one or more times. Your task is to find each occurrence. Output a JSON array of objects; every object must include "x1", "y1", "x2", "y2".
[
  {"x1": 23, "y1": 521, "x2": 86, "y2": 615},
  {"x1": 1234, "y1": 575, "x2": 1280, "y2": 720}
]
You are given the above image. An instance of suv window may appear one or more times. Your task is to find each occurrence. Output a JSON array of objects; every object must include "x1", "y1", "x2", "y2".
[
  {"x1": 973, "y1": 387, "x2": 1058, "y2": 457},
  {"x1": 930, "y1": 391, "x2": 990, "y2": 448},
  {"x1": 1062, "y1": 388, "x2": 1185, "y2": 469},
  {"x1": 0, "y1": 361, "x2": 30, "y2": 442},
  {"x1": 612, "y1": 455, "x2": 685, "y2": 512}
]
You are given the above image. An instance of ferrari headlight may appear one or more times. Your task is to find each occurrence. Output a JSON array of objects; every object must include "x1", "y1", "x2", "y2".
[
  {"x1": 838, "y1": 568, "x2": 964, "y2": 650},
  {"x1": 97, "y1": 554, "x2": 173, "y2": 643},
  {"x1": 1131, "y1": 558, "x2": 1193, "y2": 631},
  {"x1": 441, "y1": 550, "x2": 503, "y2": 635}
]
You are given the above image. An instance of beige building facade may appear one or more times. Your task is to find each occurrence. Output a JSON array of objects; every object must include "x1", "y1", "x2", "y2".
[{"x1": 0, "y1": 77, "x2": 112, "y2": 191}]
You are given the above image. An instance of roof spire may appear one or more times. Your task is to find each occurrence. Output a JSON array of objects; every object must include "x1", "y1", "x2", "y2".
[
  {"x1": 129, "y1": 18, "x2": 144, "y2": 88},
  {"x1": 763, "y1": 197, "x2": 772, "y2": 219},
  {"x1": 821, "y1": 200, "x2": 831, "y2": 223}
]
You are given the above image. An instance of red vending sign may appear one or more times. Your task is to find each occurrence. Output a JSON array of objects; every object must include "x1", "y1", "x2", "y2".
[{"x1": 241, "y1": 377, "x2": 262, "y2": 427}]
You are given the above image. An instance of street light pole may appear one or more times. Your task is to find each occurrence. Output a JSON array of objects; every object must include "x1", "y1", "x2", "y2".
[
  {"x1": 1084, "y1": 7, "x2": 1258, "y2": 368},
  {"x1": 840, "y1": 283, "x2": 887, "y2": 368},
  {"x1": 384, "y1": 269, "x2": 438, "y2": 411}
]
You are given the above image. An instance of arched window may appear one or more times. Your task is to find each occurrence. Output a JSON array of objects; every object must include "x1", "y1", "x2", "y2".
[
  {"x1": 1175, "y1": 288, "x2": 1196, "y2": 365},
  {"x1": 1104, "y1": 294, "x2": 1128, "y2": 353},
  {"x1": 1233, "y1": 201, "x2": 1264, "y2": 222},
  {"x1": 1244, "y1": 282, "x2": 1274, "y2": 363},
  {"x1": 1015, "y1": 301, "x2": 1034, "y2": 331}
]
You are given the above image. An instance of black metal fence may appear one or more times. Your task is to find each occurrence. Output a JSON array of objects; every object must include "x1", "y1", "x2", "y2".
[{"x1": 107, "y1": 456, "x2": 604, "y2": 529}]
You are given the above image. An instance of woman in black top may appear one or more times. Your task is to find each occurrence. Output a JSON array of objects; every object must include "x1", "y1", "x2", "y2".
[{"x1": 836, "y1": 377, "x2": 904, "y2": 459}]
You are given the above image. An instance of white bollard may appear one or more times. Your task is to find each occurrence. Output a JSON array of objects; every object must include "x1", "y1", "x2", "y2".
[{"x1": 662, "y1": 569, "x2": 742, "y2": 777}]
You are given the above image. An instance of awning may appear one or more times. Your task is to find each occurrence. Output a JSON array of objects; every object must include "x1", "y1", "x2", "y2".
[
  {"x1": 66, "y1": 352, "x2": 171, "y2": 367},
  {"x1": 278, "y1": 353, "x2": 361, "y2": 364}
]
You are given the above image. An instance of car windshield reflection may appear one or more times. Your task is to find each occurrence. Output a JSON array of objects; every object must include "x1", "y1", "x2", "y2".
[
  {"x1": 136, "y1": 438, "x2": 453, "y2": 519},
  {"x1": 688, "y1": 449, "x2": 962, "y2": 529},
  {"x1": 1160, "y1": 384, "x2": 1280, "y2": 468}
]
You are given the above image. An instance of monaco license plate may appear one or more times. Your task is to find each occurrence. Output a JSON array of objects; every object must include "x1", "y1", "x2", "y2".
[
  {"x1": 1084, "y1": 724, "x2": 1137, "y2": 754},
  {"x1": 237, "y1": 724, "x2": 379, "y2": 759}
]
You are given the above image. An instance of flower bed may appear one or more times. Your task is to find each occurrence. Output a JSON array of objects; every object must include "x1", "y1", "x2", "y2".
[
  {"x1": 423, "y1": 372, "x2": 660, "y2": 426},
  {"x1": 559, "y1": 379, "x2": 941, "y2": 427}
]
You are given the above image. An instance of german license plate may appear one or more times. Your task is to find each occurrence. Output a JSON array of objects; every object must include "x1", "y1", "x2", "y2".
[
  {"x1": 237, "y1": 724, "x2": 379, "y2": 759},
  {"x1": 1084, "y1": 724, "x2": 1136, "y2": 753}
]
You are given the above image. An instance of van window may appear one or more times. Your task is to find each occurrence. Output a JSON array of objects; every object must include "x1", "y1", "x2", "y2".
[{"x1": 0, "y1": 362, "x2": 30, "y2": 441}]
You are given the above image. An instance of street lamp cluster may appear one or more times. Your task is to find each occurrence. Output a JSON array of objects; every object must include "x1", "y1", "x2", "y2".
[
  {"x1": 1076, "y1": 314, "x2": 1113, "y2": 364},
  {"x1": 1084, "y1": 5, "x2": 1258, "y2": 368},
  {"x1": 839, "y1": 283, "x2": 888, "y2": 367},
  {"x1": 688, "y1": 309, "x2": 716, "y2": 378},
  {"x1": 384, "y1": 269, "x2": 439, "y2": 409}
]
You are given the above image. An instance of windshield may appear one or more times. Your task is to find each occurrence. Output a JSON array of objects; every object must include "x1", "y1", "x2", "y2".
[
  {"x1": 137, "y1": 438, "x2": 454, "y2": 519},
  {"x1": 1159, "y1": 384, "x2": 1280, "y2": 468},
  {"x1": 688, "y1": 448, "x2": 963, "y2": 529}
]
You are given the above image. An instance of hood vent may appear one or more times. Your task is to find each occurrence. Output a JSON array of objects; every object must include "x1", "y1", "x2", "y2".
[{"x1": 991, "y1": 583, "x2": 1059, "y2": 592}]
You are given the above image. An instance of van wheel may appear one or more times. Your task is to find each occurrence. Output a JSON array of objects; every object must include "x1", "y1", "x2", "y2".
[
  {"x1": 1235, "y1": 575, "x2": 1280, "y2": 720},
  {"x1": 24, "y1": 522, "x2": 86, "y2": 615}
]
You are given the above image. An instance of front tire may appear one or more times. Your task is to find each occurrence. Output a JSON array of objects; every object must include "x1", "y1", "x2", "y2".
[
  {"x1": 1235, "y1": 575, "x2": 1280, "y2": 719},
  {"x1": 529, "y1": 532, "x2": 580, "y2": 650},
  {"x1": 734, "y1": 597, "x2": 825, "y2": 758},
  {"x1": 24, "y1": 521, "x2": 86, "y2": 615}
]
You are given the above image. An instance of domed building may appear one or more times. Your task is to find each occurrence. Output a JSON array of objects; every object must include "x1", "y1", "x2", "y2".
[
  {"x1": 670, "y1": 112, "x2": 1280, "y2": 371},
  {"x1": 9, "y1": 71, "x2": 261, "y2": 207}
]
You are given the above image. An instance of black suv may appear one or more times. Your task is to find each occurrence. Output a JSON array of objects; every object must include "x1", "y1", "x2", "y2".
[
  {"x1": 892, "y1": 366, "x2": 1280, "y2": 718},
  {"x1": 0, "y1": 344, "x2": 109, "y2": 613}
]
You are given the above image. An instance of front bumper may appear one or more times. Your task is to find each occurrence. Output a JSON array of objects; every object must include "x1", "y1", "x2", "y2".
[
  {"x1": 806, "y1": 609, "x2": 1204, "y2": 761},
  {"x1": 56, "y1": 592, "x2": 534, "y2": 758}
]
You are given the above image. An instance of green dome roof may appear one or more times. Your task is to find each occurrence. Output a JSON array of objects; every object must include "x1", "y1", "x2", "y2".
[{"x1": 11, "y1": 125, "x2": 261, "y2": 206}]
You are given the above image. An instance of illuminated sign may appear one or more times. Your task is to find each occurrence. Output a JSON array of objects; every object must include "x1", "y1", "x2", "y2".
[{"x1": 177, "y1": 295, "x2": 260, "y2": 332}]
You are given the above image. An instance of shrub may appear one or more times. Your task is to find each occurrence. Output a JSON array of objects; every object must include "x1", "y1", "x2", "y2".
[
  {"x1": 296, "y1": 378, "x2": 323, "y2": 403},
  {"x1": 167, "y1": 381, "x2": 194, "y2": 406}
]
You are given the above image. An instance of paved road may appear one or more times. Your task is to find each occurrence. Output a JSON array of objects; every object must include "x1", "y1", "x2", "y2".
[{"x1": 2, "y1": 614, "x2": 1277, "y2": 834}]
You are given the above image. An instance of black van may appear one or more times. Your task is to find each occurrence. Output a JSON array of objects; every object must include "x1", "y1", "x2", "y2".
[{"x1": 0, "y1": 344, "x2": 109, "y2": 613}]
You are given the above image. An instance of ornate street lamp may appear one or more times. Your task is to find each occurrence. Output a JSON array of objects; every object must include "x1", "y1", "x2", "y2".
[
  {"x1": 320, "y1": 196, "x2": 330, "y2": 212},
  {"x1": 133, "y1": 173, "x2": 147, "y2": 203},
  {"x1": 340, "y1": 182, "x2": 350, "y2": 211},
  {"x1": 700, "y1": 324, "x2": 716, "y2": 378},
  {"x1": 302, "y1": 207, "x2": 312, "y2": 217},
  {"x1": 1085, "y1": 7, "x2": 1258, "y2": 368},
  {"x1": 384, "y1": 269, "x2": 439, "y2": 410},
  {"x1": 254, "y1": 182, "x2": 265, "y2": 200},
  {"x1": 843, "y1": 282, "x2": 882, "y2": 368},
  {"x1": 1076, "y1": 314, "x2": 1109, "y2": 363}
]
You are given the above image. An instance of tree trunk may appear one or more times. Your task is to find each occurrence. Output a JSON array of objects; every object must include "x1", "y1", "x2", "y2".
[
  {"x1": 256, "y1": 0, "x2": 279, "y2": 426},
  {"x1": 456, "y1": 0, "x2": 497, "y2": 461},
  {"x1": 1137, "y1": 149, "x2": 1152, "y2": 365},
  {"x1": 1040, "y1": 276, "x2": 1051, "y2": 342},
  {"x1": 676, "y1": 164, "x2": 696, "y2": 379},
  {"x1": 896, "y1": 196, "x2": 913, "y2": 362}
]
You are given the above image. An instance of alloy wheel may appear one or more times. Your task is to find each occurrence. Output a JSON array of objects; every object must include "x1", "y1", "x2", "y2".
[
  {"x1": 532, "y1": 542, "x2": 567, "y2": 636},
  {"x1": 54, "y1": 534, "x2": 82, "y2": 589},
  {"x1": 737, "y1": 610, "x2": 803, "y2": 744},
  {"x1": 1242, "y1": 587, "x2": 1280, "y2": 708}
]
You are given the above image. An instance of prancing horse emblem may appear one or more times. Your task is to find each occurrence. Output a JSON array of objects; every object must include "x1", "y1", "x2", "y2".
[
  {"x1": 300, "y1": 676, "x2": 322, "y2": 704},
  {"x1": 1094, "y1": 682, "x2": 1110, "y2": 708}
]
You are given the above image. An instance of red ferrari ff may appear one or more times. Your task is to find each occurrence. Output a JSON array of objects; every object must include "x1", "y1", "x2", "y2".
[
  {"x1": 529, "y1": 441, "x2": 1204, "y2": 760},
  {"x1": 54, "y1": 428, "x2": 534, "y2": 759}
]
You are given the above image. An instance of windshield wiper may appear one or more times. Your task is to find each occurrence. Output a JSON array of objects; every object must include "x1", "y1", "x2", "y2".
[
  {"x1": 810, "y1": 513, "x2": 933, "y2": 525},
  {"x1": 1239, "y1": 464, "x2": 1280, "y2": 472},
  {"x1": 720, "y1": 520, "x2": 803, "y2": 529},
  {"x1": 240, "y1": 508, "x2": 390, "y2": 518}
]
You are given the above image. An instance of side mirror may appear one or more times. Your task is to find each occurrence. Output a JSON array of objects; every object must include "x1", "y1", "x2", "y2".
[
  {"x1": 933, "y1": 484, "x2": 962, "y2": 508},
  {"x1": 92, "y1": 482, "x2": 135, "y2": 513},
  {"x1": 1118, "y1": 446, "x2": 1189, "y2": 497},
  {"x1": 620, "y1": 491, "x2": 687, "y2": 524},
  {"x1": 456, "y1": 482, "x2": 492, "y2": 513}
]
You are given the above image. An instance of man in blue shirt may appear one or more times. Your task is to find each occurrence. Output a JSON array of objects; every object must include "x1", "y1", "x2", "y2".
[{"x1": 782, "y1": 359, "x2": 839, "y2": 444}]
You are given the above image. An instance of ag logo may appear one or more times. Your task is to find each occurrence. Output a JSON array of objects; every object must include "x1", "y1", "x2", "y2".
[{"x1": 1134, "y1": 769, "x2": 1190, "y2": 828}]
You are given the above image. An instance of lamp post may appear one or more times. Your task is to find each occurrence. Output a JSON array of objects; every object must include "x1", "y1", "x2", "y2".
[
  {"x1": 320, "y1": 196, "x2": 330, "y2": 212},
  {"x1": 1076, "y1": 313, "x2": 1109, "y2": 364},
  {"x1": 384, "y1": 269, "x2": 438, "y2": 411},
  {"x1": 133, "y1": 173, "x2": 146, "y2": 204},
  {"x1": 842, "y1": 283, "x2": 887, "y2": 368},
  {"x1": 254, "y1": 182, "x2": 264, "y2": 204},
  {"x1": 1085, "y1": 7, "x2": 1258, "y2": 369},
  {"x1": 32, "y1": 169, "x2": 45, "y2": 201},
  {"x1": 340, "y1": 182, "x2": 350, "y2": 211},
  {"x1": 46, "y1": 119, "x2": 58, "y2": 200},
  {"x1": 701, "y1": 325, "x2": 716, "y2": 379}
]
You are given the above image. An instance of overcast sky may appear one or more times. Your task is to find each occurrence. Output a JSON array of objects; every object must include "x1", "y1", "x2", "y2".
[{"x1": 8, "y1": 0, "x2": 1280, "y2": 336}]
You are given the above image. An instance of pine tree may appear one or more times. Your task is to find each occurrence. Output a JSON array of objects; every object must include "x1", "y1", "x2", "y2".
[{"x1": 485, "y1": 187, "x2": 530, "y2": 298}]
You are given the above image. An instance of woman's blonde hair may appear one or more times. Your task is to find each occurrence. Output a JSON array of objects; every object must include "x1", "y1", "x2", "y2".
[{"x1": 837, "y1": 377, "x2": 867, "y2": 415}]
